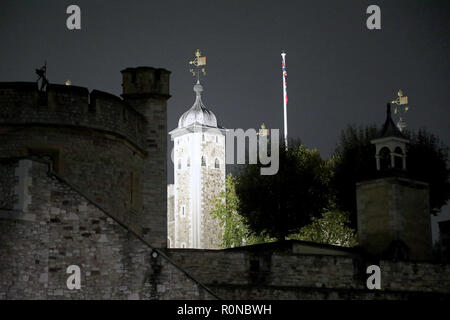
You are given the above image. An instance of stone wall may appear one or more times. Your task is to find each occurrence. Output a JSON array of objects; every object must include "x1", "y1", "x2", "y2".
[
  {"x1": 167, "y1": 249, "x2": 450, "y2": 299},
  {"x1": 0, "y1": 67, "x2": 170, "y2": 249},
  {"x1": 200, "y1": 132, "x2": 225, "y2": 249},
  {"x1": 173, "y1": 135, "x2": 192, "y2": 248},
  {"x1": 0, "y1": 82, "x2": 146, "y2": 150},
  {"x1": 0, "y1": 127, "x2": 147, "y2": 237},
  {"x1": 0, "y1": 159, "x2": 215, "y2": 300},
  {"x1": 0, "y1": 160, "x2": 16, "y2": 210},
  {"x1": 357, "y1": 177, "x2": 432, "y2": 260},
  {"x1": 1, "y1": 160, "x2": 448, "y2": 300},
  {"x1": 121, "y1": 67, "x2": 170, "y2": 248}
]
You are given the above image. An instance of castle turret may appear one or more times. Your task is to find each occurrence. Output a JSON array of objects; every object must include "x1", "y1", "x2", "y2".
[
  {"x1": 121, "y1": 67, "x2": 171, "y2": 248},
  {"x1": 356, "y1": 104, "x2": 432, "y2": 261}
]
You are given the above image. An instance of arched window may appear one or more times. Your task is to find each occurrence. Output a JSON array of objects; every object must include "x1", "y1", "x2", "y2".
[
  {"x1": 379, "y1": 147, "x2": 391, "y2": 170},
  {"x1": 215, "y1": 158, "x2": 220, "y2": 169},
  {"x1": 178, "y1": 159, "x2": 181, "y2": 170},
  {"x1": 201, "y1": 156, "x2": 206, "y2": 167},
  {"x1": 394, "y1": 147, "x2": 404, "y2": 169}
]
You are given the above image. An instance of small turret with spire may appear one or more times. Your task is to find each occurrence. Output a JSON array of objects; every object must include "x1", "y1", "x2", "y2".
[{"x1": 371, "y1": 103, "x2": 409, "y2": 171}]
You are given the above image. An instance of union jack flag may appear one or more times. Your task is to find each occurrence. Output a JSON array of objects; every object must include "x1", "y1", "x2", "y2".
[{"x1": 282, "y1": 54, "x2": 288, "y2": 104}]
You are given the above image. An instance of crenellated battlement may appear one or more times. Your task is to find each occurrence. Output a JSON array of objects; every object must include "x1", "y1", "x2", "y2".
[{"x1": 0, "y1": 82, "x2": 147, "y2": 151}]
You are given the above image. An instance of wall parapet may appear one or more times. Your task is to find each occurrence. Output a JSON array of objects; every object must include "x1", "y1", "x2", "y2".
[{"x1": 0, "y1": 82, "x2": 147, "y2": 152}]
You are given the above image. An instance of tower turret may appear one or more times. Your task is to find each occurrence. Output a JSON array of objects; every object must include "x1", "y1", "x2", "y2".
[
  {"x1": 121, "y1": 66, "x2": 171, "y2": 248},
  {"x1": 356, "y1": 102, "x2": 432, "y2": 261}
]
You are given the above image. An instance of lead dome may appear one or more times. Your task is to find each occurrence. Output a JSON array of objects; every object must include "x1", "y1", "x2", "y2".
[{"x1": 178, "y1": 82, "x2": 217, "y2": 128}]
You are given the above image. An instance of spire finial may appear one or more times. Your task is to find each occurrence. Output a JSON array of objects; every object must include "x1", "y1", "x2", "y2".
[{"x1": 189, "y1": 49, "x2": 207, "y2": 83}]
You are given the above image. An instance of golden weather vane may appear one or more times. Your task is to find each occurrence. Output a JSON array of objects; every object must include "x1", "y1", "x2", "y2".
[
  {"x1": 391, "y1": 89, "x2": 410, "y2": 132},
  {"x1": 391, "y1": 89, "x2": 409, "y2": 113},
  {"x1": 189, "y1": 49, "x2": 207, "y2": 82},
  {"x1": 257, "y1": 123, "x2": 270, "y2": 136}
]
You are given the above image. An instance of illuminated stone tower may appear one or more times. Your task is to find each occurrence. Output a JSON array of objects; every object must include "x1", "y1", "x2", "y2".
[{"x1": 168, "y1": 50, "x2": 225, "y2": 249}]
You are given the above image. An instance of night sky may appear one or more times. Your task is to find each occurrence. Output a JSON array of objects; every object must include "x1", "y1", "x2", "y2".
[{"x1": 1, "y1": 0, "x2": 449, "y2": 236}]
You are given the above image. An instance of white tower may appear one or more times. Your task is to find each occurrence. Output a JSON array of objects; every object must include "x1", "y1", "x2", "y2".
[{"x1": 168, "y1": 51, "x2": 225, "y2": 249}]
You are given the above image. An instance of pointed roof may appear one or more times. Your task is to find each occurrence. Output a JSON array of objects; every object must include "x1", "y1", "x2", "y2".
[{"x1": 379, "y1": 103, "x2": 406, "y2": 139}]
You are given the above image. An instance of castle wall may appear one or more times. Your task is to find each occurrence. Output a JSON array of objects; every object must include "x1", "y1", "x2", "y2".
[
  {"x1": 0, "y1": 83, "x2": 147, "y2": 150},
  {"x1": 0, "y1": 160, "x2": 215, "y2": 300},
  {"x1": 0, "y1": 69, "x2": 170, "y2": 249},
  {"x1": 1, "y1": 160, "x2": 448, "y2": 300},
  {"x1": 0, "y1": 127, "x2": 146, "y2": 236},
  {"x1": 167, "y1": 249, "x2": 450, "y2": 299}
]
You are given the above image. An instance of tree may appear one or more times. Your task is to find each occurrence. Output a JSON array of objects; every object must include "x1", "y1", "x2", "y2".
[
  {"x1": 332, "y1": 125, "x2": 450, "y2": 227},
  {"x1": 212, "y1": 174, "x2": 356, "y2": 248},
  {"x1": 235, "y1": 140, "x2": 332, "y2": 240},
  {"x1": 406, "y1": 129, "x2": 450, "y2": 215},
  {"x1": 211, "y1": 174, "x2": 273, "y2": 248},
  {"x1": 331, "y1": 125, "x2": 379, "y2": 228},
  {"x1": 289, "y1": 210, "x2": 358, "y2": 247}
]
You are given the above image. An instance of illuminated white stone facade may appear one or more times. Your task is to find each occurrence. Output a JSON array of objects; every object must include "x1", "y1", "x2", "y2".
[{"x1": 168, "y1": 82, "x2": 225, "y2": 249}]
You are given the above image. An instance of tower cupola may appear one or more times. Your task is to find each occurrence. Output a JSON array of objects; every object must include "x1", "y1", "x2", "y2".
[{"x1": 371, "y1": 103, "x2": 409, "y2": 171}]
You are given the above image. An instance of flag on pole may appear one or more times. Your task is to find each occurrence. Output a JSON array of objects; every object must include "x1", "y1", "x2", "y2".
[
  {"x1": 281, "y1": 51, "x2": 288, "y2": 150},
  {"x1": 281, "y1": 54, "x2": 288, "y2": 104}
]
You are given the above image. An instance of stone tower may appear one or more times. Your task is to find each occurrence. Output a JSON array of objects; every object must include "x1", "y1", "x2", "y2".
[
  {"x1": 168, "y1": 81, "x2": 225, "y2": 249},
  {"x1": 356, "y1": 104, "x2": 432, "y2": 261},
  {"x1": 121, "y1": 67, "x2": 171, "y2": 248}
]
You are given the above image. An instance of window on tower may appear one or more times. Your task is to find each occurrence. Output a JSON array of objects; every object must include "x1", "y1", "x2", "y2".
[
  {"x1": 187, "y1": 157, "x2": 190, "y2": 167},
  {"x1": 178, "y1": 159, "x2": 182, "y2": 170},
  {"x1": 201, "y1": 156, "x2": 206, "y2": 167},
  {"x1": 215, "y1": 158, "x2": 220, "y2": 169}
]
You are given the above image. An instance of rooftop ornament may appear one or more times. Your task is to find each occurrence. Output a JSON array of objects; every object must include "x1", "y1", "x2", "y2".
[{"x1": 35, "y1": 61, "x2": 49, "y2": 91}]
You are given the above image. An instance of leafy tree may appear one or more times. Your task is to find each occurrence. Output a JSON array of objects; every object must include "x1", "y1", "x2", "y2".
[
  {"x1": 212, "y1": 174, "x2": 357, "y2": 248},
  {"x1": 211, "y1": 174, "x2": 249, "y2": 248},
  {"x1": 332, "y1": 125, "x2": 450, "y2": 227},
  {"x1": 331, "y1": 125, "x2": 379, "y2": 228},
  {"x1": 405, "y1": 129, "x2": 450, "y2": 215},
  {"x1": 288, "y1": 210, "x2": 358, "y2": 247},
  {"x1": 235, "y1": 140, "x2": 332, "y2": 240},
  {"x1": 211, "y1": 174, "x2": 273, "y2": 248}
]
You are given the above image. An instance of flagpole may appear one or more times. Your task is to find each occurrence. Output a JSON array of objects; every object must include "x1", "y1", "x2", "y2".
[{"x1": 281, "y1": 51, "x2": 288, "y2": 150}]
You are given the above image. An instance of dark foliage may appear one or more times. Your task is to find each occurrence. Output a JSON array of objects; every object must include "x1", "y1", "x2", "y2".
[{"x1": 235, "y1": 139, "x2": 331, "y2": 240}]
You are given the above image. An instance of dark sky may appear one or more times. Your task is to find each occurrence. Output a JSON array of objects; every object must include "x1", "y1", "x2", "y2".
[{"x1": 1, "y1": 0, "x2": 449, "y2": 233}]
